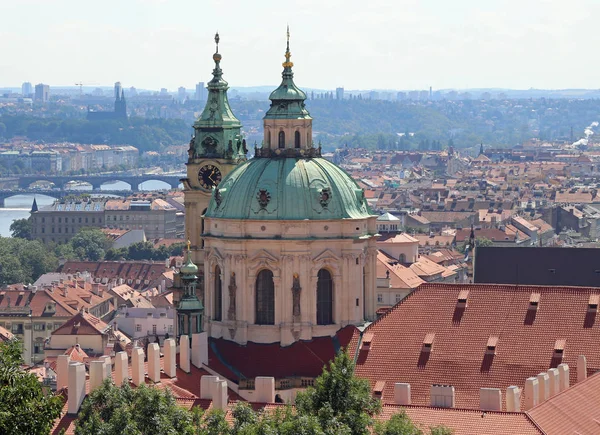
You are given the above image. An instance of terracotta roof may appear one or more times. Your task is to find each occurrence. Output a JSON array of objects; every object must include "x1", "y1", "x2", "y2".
[
  {"x1": 378, "y1": 405, "x2": 541, "y2": 435},
  {"x1": 527, "y1": 371, "x2": 600, "y2": 434},
  {"x1": 377, "y1": 252, "x2": 425, "y2": 289},
  {"x1": 53, "y1": 311, "x2": 109, "y2": 336},
  {"x1": 209, "y1": 326, "x2": 358, "y2": 382},
  {"x1": 378, "y1": 233, "x2": 419, "y2": 244},
  {"x1": 0, "y1": 324, "x2": 14, "y2": 341},
  {"x1": 350, "y1": 283, "x2": 600, "y2": 410}
]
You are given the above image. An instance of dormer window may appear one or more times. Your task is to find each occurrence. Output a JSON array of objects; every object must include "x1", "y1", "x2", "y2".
[
  {"x1": 588, "y1": 295, "x2": 599, "y2": 312},
  {"x1": 362, "y1": 332, "x2": 374, "y2": 351},
  {"x1": 457, "y1": 290, "x2": 469, "y2": 308},
  {"x1": 529, "y1": 293, "x2": 540, "y2": 310},
  {"x1": 554, "y1": 339, "x2": 565, "y2": 358},
  {"x1": 486, "y1": 336, "x2": 498, "y2": 355},
  {"x1": 373, "y1": 380, "x2": 385, "y2": 398},
  {"x1": 422, "y1": 333, "x2": 435, "y2": 352}
]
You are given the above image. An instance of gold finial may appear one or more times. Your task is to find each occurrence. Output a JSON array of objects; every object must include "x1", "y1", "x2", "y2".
[
  {"x1": 187, "y1": 239, "x2": 191, "y2": 251},
  {"x1": 214, "y1": 31, "x2": 220, "y2": 53},
  {"x1": 283, "y1": 25, "x2": 294, "y2": 68}
]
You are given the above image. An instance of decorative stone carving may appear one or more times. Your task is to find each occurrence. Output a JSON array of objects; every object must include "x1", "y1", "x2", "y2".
[
  {"x1": 228, "y1": 272, "x2": 237, "y2": 321},
  {"x1": 292, "y1": 273, "x2": 302, "y2": 322},
  {"x1": 201, "y1": 136, "x2": 218, "y2": 154},
  {"x1": 214, "y1": 187, "x2": 222, "y2": 208},
  {"x1": 319, "y1": 187, "x2": 332, "y2": 208},
  {"x1": 257, "y1": 189, "x2": 271, "y2": 209}
]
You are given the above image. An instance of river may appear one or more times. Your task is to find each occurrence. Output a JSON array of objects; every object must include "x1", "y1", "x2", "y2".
[{"x1": 0, "y1": 180, "x2": 177, "y2": 237}]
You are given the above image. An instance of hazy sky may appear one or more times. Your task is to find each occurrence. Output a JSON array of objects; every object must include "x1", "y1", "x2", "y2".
[{"x1": 2, "y1": 0, "x2": 599, "y2": 91}]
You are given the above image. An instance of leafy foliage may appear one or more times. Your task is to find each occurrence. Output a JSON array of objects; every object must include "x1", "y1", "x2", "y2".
[
  {"x1": 9, "y1": 218, "x2": 32, "y2": 240},
  {"x1": 0, "y1": 237, "x2": 58, "y2": 285},
  {"x1": 105, "y1": 241, "x2": 185, "y2": 261},
  {"x1": 68, "y1": 228, "x2": 112, "y2": 261},
  {"x1": 0, "y1": 339, "x2": 63, "y2": 435}
]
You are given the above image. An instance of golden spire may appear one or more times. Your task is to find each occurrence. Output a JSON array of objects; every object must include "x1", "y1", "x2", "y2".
[
  {"x1": 283, "y1": 25, "x2": 294, "y2": 68},
  {"x1": 187, "y1": 239, "x2": 191, "y2": 251}
]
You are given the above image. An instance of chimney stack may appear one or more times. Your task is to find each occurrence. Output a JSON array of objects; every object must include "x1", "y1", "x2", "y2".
[
  {"x1": 479, "y1": 388, "x2": 502, "y2": 412},
  {"x1": 114, "y1": 351, "x2": 128, "y2": 386},
  {"x1": 90, "y1": 360, "x2": 107, "y2": 391},
  {"x1": 191, "y1": 333, "x2": 208, "y2": 368},
  {"x1": 557, "y1": 363, "x2": 570, "y2": 391},
  {"x1": 212, "y1": 379, "x2": 228, "y2": 411},
  {"x1": 577, "y1": 355, "x2": 587, "y2": 383},
  {"x1": 163, "y1": 338, "x2": 176, "y2": 378},
  {"x1": 56, "y1": 354, "x2": 70, "y2": 390},
  {"x1": 505, "y1": 386, "x2": 521, "y2": 412},
  {"x1": 547, "y1": 368, "x2": 559, "y2": 396},
  {"x1": 200, "y1": 375, "x2": 219, "y2": 400},
  {"x1": 394, "y1": 383, "x2": 411, "y2": 406},
  {"x1": 430, "y1": 385, "x2": 455, "y2": 408},
  {"x1": 255, "y1": 377, "x2": 276, "y2": 403},
  {"x1": 147, "y1": 343, "x2": 160, "y2": 383},
  {"x1": 537, "y1": 373, "x2": 549, "y2": 402},
  {"x1": 67, "y1": 362, "x2": 86, "y2": 415},
  {"x1": 523, "y1": 377, "x2": 539, "y2": 410},
  {"x1": 131, "y1": 347, "x2": 145, "y2": 386},
  {"x1": 180, "y1": 335, "x2": 191, "y2": 373}
]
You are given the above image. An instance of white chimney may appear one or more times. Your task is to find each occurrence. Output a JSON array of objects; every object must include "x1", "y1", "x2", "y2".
[
  {"x1": 523, "y1": 377, "x2": 539, "y2": 410},
  {"x1": 558, "y1": 363, "x2": 570, "y2": 391},
  {"x1": 200, "y1": 375, "x2": 219, "y2": 399},
  {"x1": 479, "y1": 388, "x2": 502, "y2": 412},
  {"x1": 212, "y1": 379, "x2": 228, "y2": 411},
  {"x1": 68, "y1": 362, "x2": 86, "y2": 415},
  {"x1": 101, "y1": 355, "x2": 112, "y2": 380},
  {"x1": 505, "y1": 386, "x2": 521, "y2": 412},
  {"x1": 163, "y1": 338, "x2": 176, "y2": 378},
  {"x1": 191, "y1": 332, "x2": 208, "y2": 368},
  {"x1": 255, "y1": 377, "x2": 276, "y2": 403},
  {"x1": 577, "y1": 355, "x2": 587, "y2": 383},
  {"x1": 114, "y1": 351, "x2": 128, "y2": 386},
  {"x1": 147, "y1": 343, "x2": 160, "y2": 383},
  {"x1": 131, "y1": 347, "x2": 145, "y2": 386},
  {"x1": 394, "y1": 383, "x2": 411, "y2": 406},
  {"x1": 430, "y1": 385, "x2": 455, "y2": 408},
  {"x1": 90, "y1": 360, "x2": 107, "y2": 391},
  {"x1": 537, "y1": 373, "x2": 549, "y2": 402},
  {"x1": 547, "y1": 368, "x2": 559, "y2": 396},
  {"x1": 56, "y1": 354, "x2": 71, "y2": 390},
  {"x1": 180, "y1": 335, "x2": 191, "y2": 373}
]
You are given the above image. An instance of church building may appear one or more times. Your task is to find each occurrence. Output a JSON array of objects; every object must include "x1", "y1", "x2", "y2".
[{"x1": 179, "y1": 31, "x2": 378, "y2": 346}]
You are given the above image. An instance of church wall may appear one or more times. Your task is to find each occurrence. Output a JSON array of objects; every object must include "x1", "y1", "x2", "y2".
[
  {"x1": 203, "y1": 216, "x2": 377, "y2": 345},
  {"x1": 263, "y1": 119, "x2": 312, "y2": 149}
]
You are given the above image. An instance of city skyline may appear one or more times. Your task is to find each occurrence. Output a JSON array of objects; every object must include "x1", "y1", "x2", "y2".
[{"x1": 2, "y1": 0, "x2": 599, "y2": 91}]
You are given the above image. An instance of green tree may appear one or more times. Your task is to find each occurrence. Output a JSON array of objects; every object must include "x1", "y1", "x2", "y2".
[
  {"x1": 69, "y1": 228, "x2": 111, "y2": 261},
  {"x1": 0, "y1": 238, "x2": 58, "y2": 285},
  {"x1": 0, "y1": 339, "x2": 63, "y2": 435},
  {"x1": 75, "y1": 380, "x2": 195, "y2": 435},
  {"x1": 10, "y1": 218, "x2": 32, "y2": 240},
  {"x1": 295, "y1": 350, "x2": 381, "y2": 435}
]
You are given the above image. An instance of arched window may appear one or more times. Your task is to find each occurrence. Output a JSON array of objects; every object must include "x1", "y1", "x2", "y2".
[
  {"x1": 307, "y1": 132, "x2": 311, "y2": 147},
  {"x1": 294, "y1": 131, "x2": 301, "y2": 148},
  {"x1": 256, "y1": 269, "x2": 275, "y2": 325},
  {"x1": 399, "y1": 253, "x2": 406, "y2": 263},
  {"x1": 214, "y1": 266, "x2": 222, "y2": 321},
  {"x1": 200, "y1": 208, "x2": 207, "y2": 248},
  {"x1": 317, "y1": 269, "x2": 333, "y2": 325},
  {"x1": 278, "y1": 131, "x2": 285, "y2": 148},
  {"x1": 268, "y1": 130, "x2": 271, "y2": 147}
]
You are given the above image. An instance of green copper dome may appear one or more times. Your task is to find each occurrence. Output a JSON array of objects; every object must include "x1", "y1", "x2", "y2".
[
  {"x1": 205, "y1": 157, "x2": 373, "y2": 221},
  {"x1": 180, "y1": 248, "x2": 198, "y2": 276}
]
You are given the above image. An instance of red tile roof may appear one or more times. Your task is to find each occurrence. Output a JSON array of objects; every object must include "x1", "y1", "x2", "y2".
[
  {"x1": 53, "y1": 311, "x2": 109, "y2": 336},
  {"x1": 209, "y1": 326, "x2": 358, "y2": 382},
  {"x1": 350, "y1": 283, "x2": 600, "y2": 410},
  {"x1": 527, "y1": 371, "x2": 600, "y2": 435}
]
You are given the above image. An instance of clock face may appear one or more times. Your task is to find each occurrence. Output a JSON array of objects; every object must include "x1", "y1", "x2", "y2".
[{"x1": 198, "y1": 164, "x2": 222, "y2": 189}]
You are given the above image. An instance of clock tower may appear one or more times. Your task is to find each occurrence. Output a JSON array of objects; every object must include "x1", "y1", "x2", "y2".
[{"x1": 182, "y1": 33, "x2": 247, "y2": 267}]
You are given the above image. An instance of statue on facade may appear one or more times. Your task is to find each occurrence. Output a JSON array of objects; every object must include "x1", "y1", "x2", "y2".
[
  {"x1": 228, "y1": 272, "x2": 237, "y2": 321},
  {"x1": 292, "y1": 273, "x2": 301, "y2": 321}
]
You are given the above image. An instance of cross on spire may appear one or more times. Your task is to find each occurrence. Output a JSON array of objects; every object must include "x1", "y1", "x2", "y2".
[
  {"x1": 283, "y1": 25, "x2": 293, "y2": 68},
  {"x1": 215, "y1": 31, "x2": 220, "y2": 53}
]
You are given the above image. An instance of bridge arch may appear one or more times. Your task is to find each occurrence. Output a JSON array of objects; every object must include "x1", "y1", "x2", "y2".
[
  {"x1": 99, "y1": 180, "x2": 133, "y2": 191},
  {"x1": 138, "y1": 179, "x2": 173, "y2": 191}
]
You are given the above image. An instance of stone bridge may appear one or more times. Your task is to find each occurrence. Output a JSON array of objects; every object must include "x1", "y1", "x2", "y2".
[
  {"x1": 0, "y1": 190, "x2": 127, "y2": 208},
  {"x1": 6, "y1": 174, "x2": 183, "y2": 191}
]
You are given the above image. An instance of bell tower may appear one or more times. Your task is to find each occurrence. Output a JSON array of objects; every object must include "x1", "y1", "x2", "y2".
[{"x1": 182, "y1": 33, "x2": 247, "y2": 267}]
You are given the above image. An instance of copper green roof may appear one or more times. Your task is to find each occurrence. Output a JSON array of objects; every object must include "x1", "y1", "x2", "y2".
[
  {"x1": 180, "y1": 249, "x2": 198, "y2": 276},
  {"x1": 264, "y1": 28, "x2": 311, "y2": 121},
  {"x1": 205, "y1": 157, "x2": 373, "y2": 221}
]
